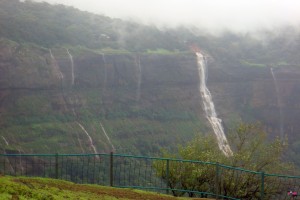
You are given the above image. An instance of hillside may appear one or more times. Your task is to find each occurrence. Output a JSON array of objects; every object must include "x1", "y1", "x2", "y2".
[
  {"x1": 0, "y1": 0, "x2": 300, "y2": 164},
  {"x1": 0, "y1": 0, "x2": 185, "y2": 51},
  {"x1": 0, "y1": 176, "x2": 209, "y2": 200},
  {"x1": 0, "y1": 40, "x2": 205, "y2": 155}
]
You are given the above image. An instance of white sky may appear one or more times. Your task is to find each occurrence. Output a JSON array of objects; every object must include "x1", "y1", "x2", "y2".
[{"x1": 33, "y1": 0, "x2": 300, "y2": 33}]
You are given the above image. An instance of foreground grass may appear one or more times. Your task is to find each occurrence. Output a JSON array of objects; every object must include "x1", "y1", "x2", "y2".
[{"x1": 0, "y1": 175, "x2": 209, "y2": 200}]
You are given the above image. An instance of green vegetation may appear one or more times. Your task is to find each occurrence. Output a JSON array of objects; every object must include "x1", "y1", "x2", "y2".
[
  {"x1": 146, "y1": 49, "x2": 182, "y2": 55},
  {"x1": 154, "y1": 123, "x2": 294, "y2": 199},
  {"x1": 0, "y1": 0, "x2": 186, "y2": 52},
  {"x1": 240, "y1": 60, "x2": 266, "y2": 68},
  {"x1": 1, "y1": 0, "x2": 300, "y2": 168},
  {"x1": 0, "y1": 38, "x2": 204, "y2": 155},
  {"x1": 0, "y1": 175, "x2": 209, "y2": 200}
]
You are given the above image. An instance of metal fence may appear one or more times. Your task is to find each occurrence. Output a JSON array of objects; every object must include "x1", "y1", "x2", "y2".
[{"x1": 1, "y1": 153, "x2": 299, "y2": 200}]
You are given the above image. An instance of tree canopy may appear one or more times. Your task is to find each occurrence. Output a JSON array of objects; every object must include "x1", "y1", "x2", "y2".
[{"x1": 154, "y1": 123, "x2": 294, "y2": 199}]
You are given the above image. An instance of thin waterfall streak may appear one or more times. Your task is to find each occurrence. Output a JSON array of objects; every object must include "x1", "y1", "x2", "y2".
[
  {"x1": 3, "y1": 150, "x2": 14, "y2": 173},
  {"x1": 74, "y1": 127, "x2": 85, "y2": 153},
  {"x1": 66, "y1": 49, "x2": 75, "y2": 85},
  {"x1": 49, "y1": 49, "x2": 54, "y2": 59},
  {"x1": 77, "y1": 122, "x2": 98, "y2": 155},
  {"x1": 100, "y1": 122, "x2": 115, "y2": 152},
  {"x1": 2, "y1": 136, "x2": 9, "y2": 146},
  {"x1": 196, "y1": 52, "x2": 233, "y2": 156},
  {"x1": 68, "y1": 97, "x2": 77, "y2": 117},
  {"x1": 72, "y1": 108, "x2": 76, "y2": 117},
  {"x1": 271, "y1": 68, "x2": 284, "y2": 139},
  {"x1": 52, "y1": 50, "x2": 88, "y2": 154},
  {"x1": 68, "y1": 97, "x2": 93, "y2": 155},
  {"x1": 49, "y1": 49, "x2": 64, "y2": 79},
  {"x1": 135, "y1": 55, "x2": 142, "y2": 102},
  {"x1": 102, "y1": 53, "x2": 106, "y2": 63},
  {"x1": 102, "y1": 53, "x2": 107, "y2": 91},
  {"x1": 18, "y1": 149, "x2": 24, "y2": 173},
  {"x1": 50, "y1": 49, "x2": 67, "y2": 111}
]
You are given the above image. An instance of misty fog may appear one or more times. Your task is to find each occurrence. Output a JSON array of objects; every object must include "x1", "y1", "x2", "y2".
[{"x1": 32, "y1": 0, "x2": 300, "y2": 34}]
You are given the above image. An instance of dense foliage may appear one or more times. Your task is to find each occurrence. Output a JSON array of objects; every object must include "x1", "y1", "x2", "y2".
[
  {"x1": 154, "y1": 123, "x2": 294, "y2": 199},
  {"x1": 0, "y1": 0, "x2": 186, "y2": 51}
]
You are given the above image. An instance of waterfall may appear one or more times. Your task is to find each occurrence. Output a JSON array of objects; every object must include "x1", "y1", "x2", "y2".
[
  {"x1": 135, "y1": 54, "x2": 142, "y2": 102},
  {"x1": 101, "y1": 53, "x2": 107, "y2": 91},
  {"x1": 270, "y1": 68, "x2": 284, "y2": 139},
  {"x1": 77, "y1": 122, "x2": 99, "y2": 154},
  {"x1": 66, "y1": 49, "x2": 75, "y2": 85},
  {"x1": 102, "y1": 53, "x2": 106, "y2": 63},
  {"x1": 196, "y1": 52, "x2": 233, "y2": 156},
  {"x1": 18, "y1": 149, "x2": 24, "y2": 173},
  {"x1": 68, "y1": 97, "x2": 96, "y2": 154},
  {"x1": 3, "y1": 149, "x2": 14, "y2": 173},
  {"x1": 49, "y1": 49, "x2": 64, "y2": 79},
  {"x1": 66, "y1": 96, "x2": 77, "y2": 117},
  {"x1": 100, "y1": 122, "x2": 115, "y2": 152},
  {"x1": 49, "y1": 49, "x2": 54, "y2": 59},
  {"x1": 51, "y1": 50, "x2": 97, "y2": 154},
  {"x1": 2, "y1": 136, "x2": 9, "y2": 146}
]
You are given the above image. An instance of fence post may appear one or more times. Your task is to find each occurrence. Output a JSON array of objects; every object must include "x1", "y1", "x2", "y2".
[
  {"x1": 260, "y1": 171, "x2": 265, "y2": 200},
  {"x1": 55, "y1": 153, "x2": 58, "y2": 179},
  {"x1": 215, "y1": 162, "x2": 220, "y2": 200},
  {"x1": 166, "y1": 159, "x2": 170, "y2": 194},
  {"x1": 110, "y1": 152, "x2": 114, "y2": 187}
]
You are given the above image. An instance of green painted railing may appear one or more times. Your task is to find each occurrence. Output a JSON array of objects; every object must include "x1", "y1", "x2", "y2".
[{"x1": 1, "y1": 153, "x2": 299, "y2": 200}]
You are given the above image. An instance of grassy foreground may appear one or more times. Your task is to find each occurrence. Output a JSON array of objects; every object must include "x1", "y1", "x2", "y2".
[{"x1": 0, "y1": 175, "x2": 209, "y2": 200}]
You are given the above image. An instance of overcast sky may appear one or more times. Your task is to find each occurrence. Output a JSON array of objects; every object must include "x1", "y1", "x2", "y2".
[{"x1": 34, "y1": 0, "x2": 300, "y2": 33}]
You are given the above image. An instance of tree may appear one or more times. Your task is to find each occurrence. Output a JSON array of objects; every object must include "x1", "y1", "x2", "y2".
[{"x1": 154, "y1": 122, "x2": 294, "y2": 199}]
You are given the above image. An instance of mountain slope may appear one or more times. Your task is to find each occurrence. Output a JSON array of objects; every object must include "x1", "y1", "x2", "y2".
[
  {"x1": 1, "y1": 0, "x2": 300, "y2": 163},
  {"x1": 0, "y1": 39, "x2": 206, "y2": 155}
]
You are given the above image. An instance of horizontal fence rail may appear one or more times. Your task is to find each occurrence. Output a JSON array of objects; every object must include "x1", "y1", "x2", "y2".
[{"x1": 1, "y1": 153, "x2": 300, "y2": 200}]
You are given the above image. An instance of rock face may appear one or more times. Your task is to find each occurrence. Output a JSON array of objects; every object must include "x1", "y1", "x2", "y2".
[
  {"x1": 0, "y1": 39, "x2": 206, "y2": 155},
  {"x1": 1, "y1": 38, "x2": 300, "y2": 158},
  {"x1": 208, "y1": 63, "x2": 300, "y2": 142}
]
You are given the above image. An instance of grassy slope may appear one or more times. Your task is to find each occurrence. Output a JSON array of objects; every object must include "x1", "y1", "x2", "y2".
[{"x1": 0, "y1": 176, "x2": 209, "y2": 200}]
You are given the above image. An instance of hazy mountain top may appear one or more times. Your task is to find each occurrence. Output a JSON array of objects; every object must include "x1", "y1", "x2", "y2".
[
  {"x1": 33, "y1": 0, "x2": 300, "y2": 34},
  {"x1": 1, "y1": 0, "x2": 300, "y2": 66},
  {"x1": 0, "y1": 0, "x2": 187, "y2": 51}
]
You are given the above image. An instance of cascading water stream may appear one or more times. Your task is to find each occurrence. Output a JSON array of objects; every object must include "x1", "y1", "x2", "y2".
[
  {"x1": 100, "y1": 122, "x2": 115, "y2": 152},
  {"x1": 100, "y1": 54, "x2": 115, "y2": 152},
  {"x1": 18, "y1": 149, "x2": 24, "y2": 173},
  {"x1": 3, "y1": 149, "x2": 14, "y2": 173},
  {"x1": 50, "y1": 49, "x2": 97, "y2": 154},
  {"x1": 135, "y1": 55, "x2": 142, "y2": 102},
  {"x1": 66, "y1": 49, "x2": 75, "y2": 85},
  {"x1": 49, "y1": 49, "x2": 64, "y2": 79},
  {"x1": 77, "y1": 122, "x2": 99, "y2": 155},
  {"x1": 68, "y1": 97, "x2": 98, "y2": 154},
  {"x1": 102, "y1": 53, "x2": 106, "y2": 63},
  {"x1": 270, "y1": 68, "x2": 284, "y2": 139},
  {"x1": 69, "y1": 97, "x2": 77, "y2": 117},
  {"x1": 2, "y1": 136, "x2": 9, "y2": 146},
  {"x1": 196, "y1": 52, "x2": 233, "y2": 156},
  {"x1": 101, "y1": 53, "x2": 107, "y2": 91}
]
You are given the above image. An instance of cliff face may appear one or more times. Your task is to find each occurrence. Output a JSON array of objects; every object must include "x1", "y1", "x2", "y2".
[
  {"x1": 0, "y1": 39, "x2": 205, "y2": 155},
  {"x1": 208, "y1": 61, "x2": 300, "y2": 164},
  {"x1": 1, "y1": 38, "x2": 300, "y2": 158}
]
